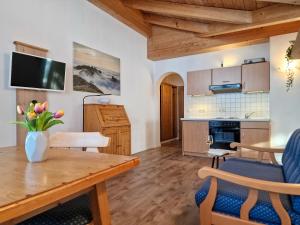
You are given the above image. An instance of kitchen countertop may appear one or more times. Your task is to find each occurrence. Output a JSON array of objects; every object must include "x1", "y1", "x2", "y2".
[{"x1": 181, "y1": 118, "x2": 270, "y2": 122}]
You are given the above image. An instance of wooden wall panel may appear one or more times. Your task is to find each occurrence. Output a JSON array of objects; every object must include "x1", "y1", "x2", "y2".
[{"x1": 14, "y1": 41, "x2": 48, "y2": 147}]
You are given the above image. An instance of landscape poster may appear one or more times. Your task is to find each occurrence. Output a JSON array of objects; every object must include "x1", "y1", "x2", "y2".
[{"x1": 73, "y1": 42, "x2": 120, "y2": 95}]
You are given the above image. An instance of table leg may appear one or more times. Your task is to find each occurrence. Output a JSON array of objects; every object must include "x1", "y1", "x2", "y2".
[
  {"x1": 89, "y1": 182, "x2": 111, "y2": 225},
  {"x1": 211, "y1": 157, "x2": 215, "y2": 168}
]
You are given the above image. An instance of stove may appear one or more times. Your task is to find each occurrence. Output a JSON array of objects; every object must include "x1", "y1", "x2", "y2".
[{"x1": 208, "y1": 120, "x2": 240, "y2": 150}]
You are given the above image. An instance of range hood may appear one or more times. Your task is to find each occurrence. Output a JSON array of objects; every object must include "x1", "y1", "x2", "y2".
[{"x1": 209, "y1": 83, "x2": 242, "y2": 93}]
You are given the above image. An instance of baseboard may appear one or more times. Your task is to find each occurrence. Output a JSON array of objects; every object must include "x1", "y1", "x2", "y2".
[{"x1": 160, "y1": 137, "x2": 179, "y2": 144}]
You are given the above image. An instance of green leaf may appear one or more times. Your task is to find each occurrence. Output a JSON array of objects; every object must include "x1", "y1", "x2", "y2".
[
  {"x1": 42, "y1": 112, "x2": 54, "y2": 130},
  {"x1": 36, "y1": 111, "x2": 50, "y2": 131},
  {"x1": 10, "y1": 121, "x2": 29, "y2": 130},
  {"x1": 27, "y1": 118, "x2": 37, "y2": 131},
  {"x1": 43, "y1": 120, "x2": 64, "y2": 131}
]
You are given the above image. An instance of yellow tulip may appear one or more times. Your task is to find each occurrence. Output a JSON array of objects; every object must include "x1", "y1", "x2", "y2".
[{"x1": 27, "y1": 111, "x2": 36, "y2": 120}]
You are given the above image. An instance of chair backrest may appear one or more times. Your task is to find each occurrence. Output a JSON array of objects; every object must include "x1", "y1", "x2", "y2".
[
  {"x1": 282, "y1": 129, "x2": 300, "y2": 213},
  {"x1": 49, "y1": 132, "x2": 110, "y2": 150}
]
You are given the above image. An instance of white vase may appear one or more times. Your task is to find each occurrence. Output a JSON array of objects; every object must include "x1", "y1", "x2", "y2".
[{"x1": 25, "y1": 131, "x2": 49, "y2": 162}]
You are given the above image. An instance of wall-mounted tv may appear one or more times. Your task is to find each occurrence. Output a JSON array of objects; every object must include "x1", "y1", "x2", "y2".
[{"x1": 10, "y1": 52, "x2": 66, "y2": 92}]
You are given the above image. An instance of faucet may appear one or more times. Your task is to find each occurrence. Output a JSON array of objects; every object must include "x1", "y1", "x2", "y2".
[{"x1": 245, "y1": 112, "x2": 255, "y2": 119}]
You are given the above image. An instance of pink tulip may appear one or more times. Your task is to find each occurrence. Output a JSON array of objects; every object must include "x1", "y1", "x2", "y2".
[
  {"x1": 34, "y1": 103, "x2": 44, "y2": 114},
  {"x1": 53, "y1": 110, "x2": 64, "y2": 119},
  {"x1": 17, "y1": 105, "x2": 24, "y2": 115},
  {"x1": 42, "y1": 101, "x2": 48, "y2": 111}
]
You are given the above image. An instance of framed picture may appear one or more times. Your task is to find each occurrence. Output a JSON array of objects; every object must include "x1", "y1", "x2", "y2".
[{"x1": 73, "y1": 42, "x2": 120, "y2": 95}]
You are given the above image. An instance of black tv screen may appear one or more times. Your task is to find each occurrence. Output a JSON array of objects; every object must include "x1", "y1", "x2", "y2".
[{"x1": 10, "y1": 52, "x2": 66, "y2": 91}]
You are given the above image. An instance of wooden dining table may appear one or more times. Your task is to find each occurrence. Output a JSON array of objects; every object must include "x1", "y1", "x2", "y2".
[{"x1": 0, "y1": 146, "x2": 140, "y2": 225}]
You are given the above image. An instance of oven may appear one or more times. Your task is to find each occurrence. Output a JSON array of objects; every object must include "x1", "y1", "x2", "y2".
[{"x1": 208, "y1": 120, "x2": 240, "y2": 150}]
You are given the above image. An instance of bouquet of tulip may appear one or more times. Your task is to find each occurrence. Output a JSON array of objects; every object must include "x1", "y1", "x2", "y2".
[{"x1": 15, "y1": 100, "x2": 64, "y2": 131}]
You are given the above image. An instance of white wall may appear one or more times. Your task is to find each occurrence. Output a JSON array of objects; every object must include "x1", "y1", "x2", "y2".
[
  {"x1": 0, "y1": 0, "x2": 158, "y2": 153},
  {"x1": 153, "y1": 43, "x2": 270, "y2": 144},
  {"x1": 1, "y1": 0, "x2": 297, "y2": 152},
  {"x1": 270, "y1": 33, "x2": 300, "y2": 145}
]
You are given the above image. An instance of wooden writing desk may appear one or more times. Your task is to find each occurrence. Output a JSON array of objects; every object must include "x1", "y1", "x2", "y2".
[{"x1": 0, "y1": 147, "x2": 140, "y2": 224}]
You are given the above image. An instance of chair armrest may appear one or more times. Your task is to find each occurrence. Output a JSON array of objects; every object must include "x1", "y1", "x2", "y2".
[
  {"x1": 198, "y1": 166, "x2": 300, "y2": 195},
  {"x1": 230, "y1": 142, "x2": 285, "y2": 153}
]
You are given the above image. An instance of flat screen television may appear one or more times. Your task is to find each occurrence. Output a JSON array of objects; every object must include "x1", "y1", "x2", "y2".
[{"x1": 10, "y1": 52, "x2": 66, "y2": 92}]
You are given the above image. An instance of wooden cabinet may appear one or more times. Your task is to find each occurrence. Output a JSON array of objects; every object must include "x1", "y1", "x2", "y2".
[
  {"x1": 212, "y1": 66, "x2": 241, "y2": 85},
  {"x1": 240, "y1": 121, "x2": 270, "y2": 159},
  {"x1": 182, "y1": 121, "x2": 209, "y2": 156},
  {"x1": 187, "y1": 69, "x2": 212, "y2": 96},
  {"x1": 84, "y1": 104, "x2": 131, "y2": 155},
  {"x1": 242, "y1": 62, "x2": 270, "y2": 93}
]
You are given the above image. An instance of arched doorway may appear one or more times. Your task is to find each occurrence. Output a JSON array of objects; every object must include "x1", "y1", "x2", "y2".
[{"x1": 160, "y1": 73, "x2": 184, "y2": 143}]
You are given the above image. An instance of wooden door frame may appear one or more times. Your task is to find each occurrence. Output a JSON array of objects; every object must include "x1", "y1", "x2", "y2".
[
  {"x1": 157, "y1": 72, "x2": 185, "y2": 143},
  {"x1": 160, "y1": 83, "x2": 176, "y2": 142}
]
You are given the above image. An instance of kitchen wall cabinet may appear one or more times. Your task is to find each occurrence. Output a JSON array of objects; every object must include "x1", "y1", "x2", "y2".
[
  {"x1": 242, "y1": 62, "x2": 270, "y2": 93},
  {"x1": 240, "y1": 121, "x2": 270, "y2": 159},
  {"x1": 187, "y1": 69, "x2": 212, "y2": 96},
  {"x1": 182, "y1": 121, "x2": 209, "y2": 156},
  {"x1": 212, "y1": 66, "x2": 241, "y2": 85}
]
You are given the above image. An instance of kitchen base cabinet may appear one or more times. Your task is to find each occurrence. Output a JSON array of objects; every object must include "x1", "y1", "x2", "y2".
[
  {"x1": 182, "y1": 121, "x2": 209, "y2": 156},
  {"x1": 240, "y1": 122, "x2": 270, "y2": 159}
]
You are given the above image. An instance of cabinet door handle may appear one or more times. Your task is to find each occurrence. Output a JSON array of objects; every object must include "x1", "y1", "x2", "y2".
[{"x1": 222, "y1": 81, "x2": 230, "y2": 83}]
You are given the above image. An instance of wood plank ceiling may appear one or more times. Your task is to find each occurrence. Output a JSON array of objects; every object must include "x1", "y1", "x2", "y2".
[{"x1": 89, "y1": 0, "x2": 300, "y2": 60}]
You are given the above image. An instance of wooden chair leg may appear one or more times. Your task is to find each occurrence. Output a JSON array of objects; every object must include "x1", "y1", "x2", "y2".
[
  {"x1": 89, "y1": 182, "x2": 111, "y2": 225},
  {"x1": 211, "y1": 157, "x2": 216, "y2": 168}
]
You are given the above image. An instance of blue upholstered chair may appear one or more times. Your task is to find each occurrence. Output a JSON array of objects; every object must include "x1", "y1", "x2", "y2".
[
  {"x1": 196, "y1": 129, "x2": 300, "y2": 225},
  {"x1": 18, "y1": 195, "x2": 92, "y2": 225}
]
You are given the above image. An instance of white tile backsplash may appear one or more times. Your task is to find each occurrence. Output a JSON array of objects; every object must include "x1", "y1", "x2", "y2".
[{"x1": 186, "y1": 93, "x2": 270, "y2": 119}]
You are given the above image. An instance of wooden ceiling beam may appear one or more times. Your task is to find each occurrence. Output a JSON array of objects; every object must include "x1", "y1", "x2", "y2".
[
  {"x1": 257, "y1": 0, "x2": 300, "y2": 5},
  {"x1": 148, "y1": 21, "x2": 300, "y2": 60},
  {"x1": 88, "y1": 0, "x2": 151, "y2": 37},
  {"x1": 143, "y1": 14, "x2": 237, "y2": 34},
  {"x1": 123, "y1": 0, "x2": 253, "y2": 24},
  {"x1": 199, "y1": 4, "x2": 300, "y2": 37}
]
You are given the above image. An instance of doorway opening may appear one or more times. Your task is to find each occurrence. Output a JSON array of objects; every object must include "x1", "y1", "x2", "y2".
[{"x1": 160, "y1": 73, "x2": 184, "y2": 143}]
